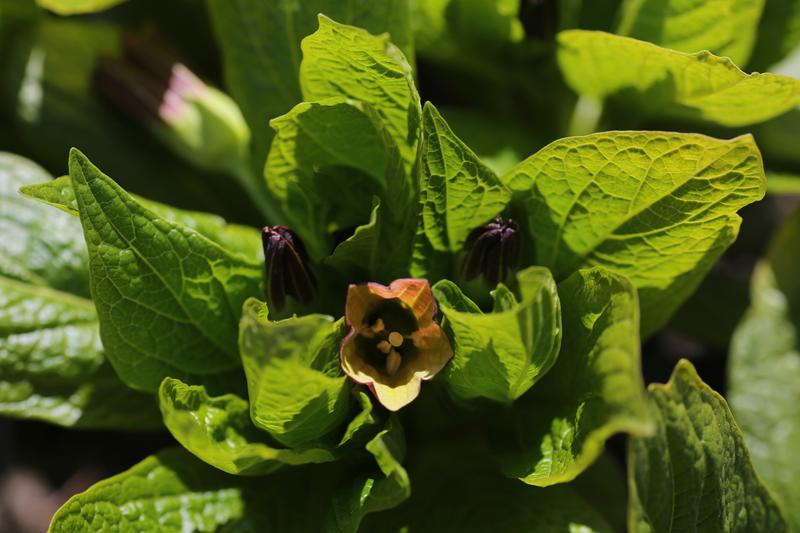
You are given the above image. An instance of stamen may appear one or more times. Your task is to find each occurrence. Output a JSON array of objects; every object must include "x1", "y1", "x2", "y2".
[
  {"x1": 377, "y1": 340, "x2": 392, "y2": 354},
  {"x1": 388, "y1": 331, "x2": 404, "y2": 348},
  {"x1": 386, "y1": 350, "x2": 402, "y2": 376}
]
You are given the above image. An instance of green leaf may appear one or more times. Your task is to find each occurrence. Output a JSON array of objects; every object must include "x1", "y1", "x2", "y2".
[
  {"x1": 559, "y1": 0, "x2": 625, "y2": 31},
  {"x1": 410, "y1": 0, "x2": 525, "y2": 62},
  {"x1": 159, "y1": 377, "x2": 348, "y2": 476},
  {"x1": 0, "y1": 276, "x2": 159, "y2": 429},
  {"x1": 50, "y1": 438, "x2": 408, "y2": 532},
  {"x1": 409, "y1": 483, "x2": 613, "y2": 532},
  {"x1": 493, "y1": 267, "x2": 653, "y2": 486},
  {"x1": 417, "y1": 102, "x2": 510, "y2": 253},
  {"x1": 0, "y1": 153, "x2": 89, "y2": 297},
  {"x1": 433, "y1": 266, "x2": 562, "y2": 404},
  {"x1": 264, "y1": 98, "x2": 396, "y2": 258},
  {"x1": 68, "y1": 149, "x2": 261, "y2": 393},
  {"x1": 410, "y1": 0, "x2": 455, "y2": 58},
  {"x1": 325, "y1": 198, "x2": 381, "y2": 273},
  {"x1": 238, "y1": 298, "x2": 352, "y2": 448},
  {"x1": 36, "y1": 0, "x2": 125, "y2": 15},
  {"x1": 363, "y1": 442, "x2": 614, "y2": 533},
  {"x1": 502, "y1": 130, "x2": 766, "y2": 336},
  {"x1": 300, "y1": 15, "x2": 421, "y2": 172},
  {"x1": 409, "y1": 102, "x2": 512, "y2": 281},
  {"x1": 327, "y1": 417, "x2": 410, "y2": 533},
  {"x1": 0, "y1": 152, "x2": 157, "y2": 429},
  {"x1": 616, "y1": 0, "x2": 765, "y2": 65},
  {"x1": 557, "y1": 30, "x2": 800, "y2": 127},
  {"x1": 728, "y1": 208, "x2": 800, "y2": 531},
  {"x1": 207, "y1": 0, "x2": 413, "y2": 168},
  {"x1": 443, "y1": 0, "x2": 525, "y2": 51},
  {"x1": 49, "y1": 448, "x2": 248, "y2": 532},
  {"x1": 19, "y1": 175, "x2": 262, "y2": 262},
  {"x1": 748, "y1": 0, "x2": 800, "y2": 70},
  {"x1": 629, "y1": 359, "x2": 788, "y2": 532}
]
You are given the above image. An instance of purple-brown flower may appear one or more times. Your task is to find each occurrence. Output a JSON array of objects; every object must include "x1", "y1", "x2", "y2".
[
  {"x1": 463, "y1": 216, "x2": 521, "y2": 285},
  {"x1": 340, "y1": 279, "x2": 453, "y2": 411},
  {"x1": 262, "y1": 226, "x2": 316, "y2": 311}
]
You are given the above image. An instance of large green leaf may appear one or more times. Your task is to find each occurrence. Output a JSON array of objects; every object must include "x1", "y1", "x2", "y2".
[
  {"x1": 327, "y1": 417, "x2": 410, "y2": 533},
  {"x1": 36, "y1": 0, "x2": 125, "y2": 15},
  {"x1": 300, "y1": 15, "x2": 420, "y2": 172},
  {"x1": 361, "y1": 442, "x2": 613, "y2": 533},
  {"x1": 557, "y1": 30, "x2": 800, "y2": 127},
  {"x1": 502, "y1": 130, "x2": 765, "y2": 336},
  {"x1": 728, "y1": 208, "x2": 800, "y2": 531},
  {"x1": 0, "y1": 276, "x2": 159, "y2": 429},
  {"x1": 324, "y1": 197, "x2": 380, "y2": 273},
  {"x1": 207, "y1": 0, "x2": 413, "y2": 168},
  {"x1": 409, "y1": 102, "x2": 511, "y2": 280},
  {"x1": 629, "y1": 359, "x2": 787, "y2": 532},
  {"x1": 49, "y1": 448, "x2": 248, "y2": 532},
  {"x1": 0, "y1": 153, "x2": 88, "y2": 297},
  {"x1": 264, "y1": 98, "x2": 396, "y2": 258},
  {"x1": 238, "y1": 298, "x2": 352, "y2": 447},
  {"x1": 748, "y1": 0, "x2": 800, "y2": 70},
  {"x1": 410, "y1": 0, "x2": 524, "y2": 63},
  {"x1": 159, "y1": 378, "x2": 381, "y2": 476},
  {"x1": 433, "y1": 266, "x2": 561, "y2": 404},
  {"x1": 19, "y1": 175, "x2": 262, "y2": 262},
  {"x1": 417, "y1": 102, "x2": 510, "y2": 253},
  {"x1": 492, "y1": 267, "x2": 653, "y2": 486},
  {"x1": 50, "y1": 434, "x2": 409, "y2": 532},
  {"x1": 0, "y1": 152, "x2": 157, "y2": 428},
  {"x1": 68, "y1": 149, "x2": 261, "y2": 393},
  {"x1": 616, "y1": 0, "x2": 765, "y2": 65},
  {"x1": 48, "y1": 447, "x2": 347, "y2": 532},
  {"x1": 404, "y1": 482, "x2": 612, "y2": 533}
]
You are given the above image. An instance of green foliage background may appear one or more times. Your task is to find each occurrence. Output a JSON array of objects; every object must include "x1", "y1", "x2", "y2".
[{"x1": 0, "y1": 0, "x2": 799, "y2": 531}]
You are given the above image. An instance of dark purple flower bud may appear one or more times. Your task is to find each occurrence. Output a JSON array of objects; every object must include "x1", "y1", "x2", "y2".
[
  {"x1": 463, "y1": 216, "x2": 521, "y2": 285},
  {"x1": 262, "y1": 226, "x2": 317, "y2": 311}
]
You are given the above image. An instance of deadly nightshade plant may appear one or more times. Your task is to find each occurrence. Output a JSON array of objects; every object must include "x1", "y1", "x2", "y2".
[{"x1": 1, "y1": 3, "x2": 796, "y2": 532}]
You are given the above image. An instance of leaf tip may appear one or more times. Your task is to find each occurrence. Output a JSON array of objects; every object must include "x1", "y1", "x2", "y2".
[
  {"x1": 67, "y1": 148, "x2": 94, "y2": 182},
  {"x1": 316, "y1": 12, "x2": 334, "y2": 27}
]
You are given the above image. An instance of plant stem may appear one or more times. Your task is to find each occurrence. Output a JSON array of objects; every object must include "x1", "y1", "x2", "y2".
[{"x1": 568, "y1": 95, "x2": 604, "y2": 137}]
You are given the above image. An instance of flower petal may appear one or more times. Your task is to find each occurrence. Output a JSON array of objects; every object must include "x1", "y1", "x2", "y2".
[
  {"x1": 370, "y1": 378, "x2": 423, "y2": 412},
  {"x1": 384, "y1": 279, "x2": 437, "y2": 326}
]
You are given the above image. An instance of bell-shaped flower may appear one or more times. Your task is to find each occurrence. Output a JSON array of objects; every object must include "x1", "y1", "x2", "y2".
[{"x1": 340, "y1": 279, "x2": 453, "y2": 411}]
